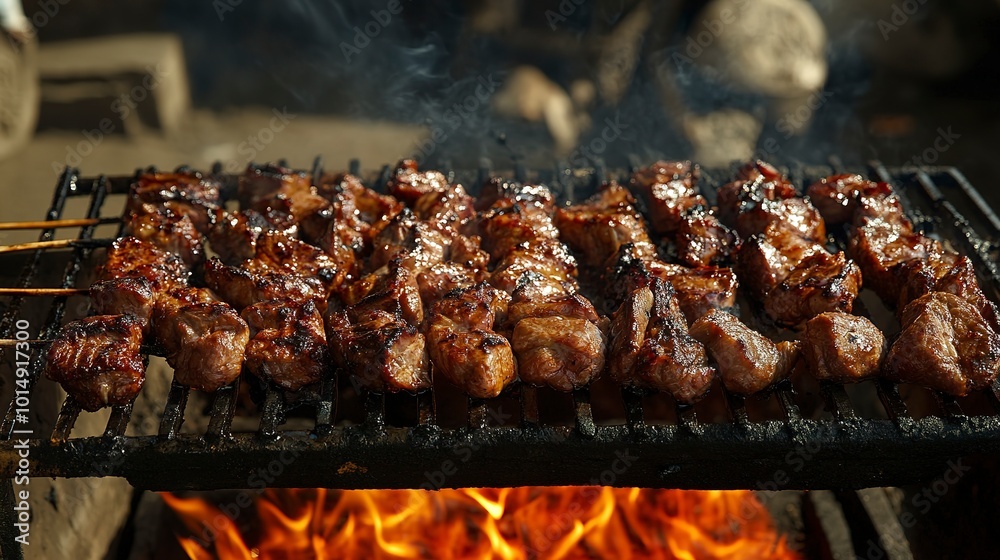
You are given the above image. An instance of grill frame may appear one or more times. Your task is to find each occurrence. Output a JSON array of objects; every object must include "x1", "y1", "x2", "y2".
[{"x1": 1, "y1": 158, "x2": 1000, "y2": 558}]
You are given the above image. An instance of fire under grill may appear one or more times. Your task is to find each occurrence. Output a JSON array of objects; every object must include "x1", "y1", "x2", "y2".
[{"x1": 2, "y1": 157, "x2": 1000, "y2": 554}]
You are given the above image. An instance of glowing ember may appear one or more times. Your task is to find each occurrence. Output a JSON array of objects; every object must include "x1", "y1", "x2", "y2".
[{"x1": 162, "y1": 487, "x2": 798, "y2": 559}]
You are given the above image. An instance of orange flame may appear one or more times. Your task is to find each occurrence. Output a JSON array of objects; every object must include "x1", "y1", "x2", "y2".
[{"x1": 162, "y1": 487, "x2": 798, "y2": 559}]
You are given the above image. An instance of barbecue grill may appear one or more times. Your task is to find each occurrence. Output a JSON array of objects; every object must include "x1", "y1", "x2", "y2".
[{"x1": 2, "y1": 156, "x2": 1000, "y2": 559}]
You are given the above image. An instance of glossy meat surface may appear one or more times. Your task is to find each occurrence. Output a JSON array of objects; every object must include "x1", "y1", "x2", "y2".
[
  {"x1": 426, "y1": 284, "x2": 516, "y2": 398},
  {"x1": 125, "y1": 204, "x2": 204, "y2": 267},
  {"x1": 89, "y1": 277, "x2": 156, "y2": 331},
  {"x1": 207, "y1": 208, "x2": 298, "y2": 265},
  {"x1": 628, "y1": 160, "x2": 703, "y2": 234},
  {"x1": 98, "y1": 236, "x2": 189, "y2": 292},
  {"x1": 152, "y1": 289, "x2": 249, "y2": 392},
  {"x1": 801, "y1": 312, "x2": 885, "y2": 382},
  {"x1": 675, "y1": 208, "x2": 737, "y2": 268},
  {"x1": 884, "y1": 292, "x2": 1000, "y2": 396},
  {"x1": 385, "y1": 159, "x2": 450, "y2": 205},
  {"x1": 44, "y1": 315, "x2": 145, "y2": 411},
  {"x1": 126, "y1": 171, "x2": 222, "y2": 234},
  {"x1": 242, "y1": 299, "x2": 330, "y2": 391},
  {"x1": 689, "y1": 309, "x2": 800, "y2": 394},
  {"x1": 607, "y1": 279, "x2": 714, "y2": 403},
  {"x1": 205, "y1": 257, "x2": 326, "y2": 311},
  {"x1": 554, "y1": 184, "x2": 657, "y2": 267}
]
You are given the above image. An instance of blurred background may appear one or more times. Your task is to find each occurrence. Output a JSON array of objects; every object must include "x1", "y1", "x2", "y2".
[{"x1": 0, "y1": 0, "x2": 998, "y2": 223}]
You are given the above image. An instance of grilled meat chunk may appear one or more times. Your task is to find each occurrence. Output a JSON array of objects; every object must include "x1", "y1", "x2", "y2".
[
  {"x1": 242, "y1": 299, "x2": 330, "y2": 391},
  {"x1": 628, "y1": 160, "x2": 704, "y2": 234},
  {"x1": 44, "y1": 314, "x2": 145, "y2": 412},
  {"x1": 204, "y1": 257, "x2": 325, "y2": 311},
  {"x1": 252, "y1": 230, "x2": 351, "y2": 291},
  {"x1": 385, "y1": 159, "x2": 450, "y2": 205},
  {"x1": 326, "y1": 309, "x2": 430, "y2": 394},
  {"x1": 126, "y1": 171, "x2": 222, "y2": 234},
  {"x1": 98, "y1": 236, "x2": 189, "y2": 292},
  {"x1": 717, "y1": 161, "x2": 797, "y2": 226},
  {"x1": 554, "y1": 183, "x2": 658, "y2": 267},
  {"x1": 489, "y1": 239, "x2": 578, "y2": 295},
  {"x1": 478, "y1": 197, "x2": 562, "y2": 260},
  {"x1": 152, "y1": 288, "x2": 249, "y2": 392},
  {"x1": 801, "y1": 312, "x2": 885, "y2": 382},
  {"x1": 603, "y1": 244, "x2": 737, "y2": 323},
  {"x1": 89, "y1": 277, "x2": 156, "y2": 331},
  {"x1": 475, "y1": 178, "x2": 555, "y2": 212},
  {"x1": 416, "y1": 262, "x2": 487, "y2": 305},
  {"x1": 847, "y1": 217, "x2": 941, "y2": 303},
  {"x1": 805, "y1": 174, "x2": 887, "y2": 226},
  {"x1": 125, "y1": 204, "x2": 204, "y2": 267},
  {"x1": 884, "y1": 292, "x2": 1000, "y2": 396},
  {"x1": 675, "y1": 208, "x2": 737, "y2": 267},
  {"x1": 690, "y1": 309, "x2": 800, "y2": 394},
  {"x1": 370, "y1": 209, "x2": 449, "y2": 271},
  {"x1": 318, "y1": 172, "x2": 403, "y2": 243},
  {"x1": 426, "y1": 284, "x2": 516, "y2": 398},
  {"x1": 207, "y1": 208, "x2": 298, "y2": 265},
  {"x1": 607, "y1": 279, "x2": 715, "y2": 403},
  {"x1": 412, "y1": 183, "x2": 476, "y2": 235}
]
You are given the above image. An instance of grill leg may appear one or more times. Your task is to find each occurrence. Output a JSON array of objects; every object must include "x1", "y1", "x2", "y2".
[{"x1": 0, "y1": 478, "x2": 24, "y2": 560}]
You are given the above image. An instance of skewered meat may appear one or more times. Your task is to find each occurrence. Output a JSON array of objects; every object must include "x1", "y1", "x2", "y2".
[
  {"x1": 604, "y1": 244, "x2": 737, "y2": 323},
  {"x1": 720, "y1": 163, "x2": 859, "y2": 326},
  {"x1": 43, "y1": 314, "x2": 145, "y2": 412},
  {"x1": 674, "y1": 206, "x2": 738, "y2": 268},
  {"x1": 628, "y1": 160, "x2": 704, "y2": 235},
  {"x1": 326, "y1": 281, "x2": 431, "y2": 393},
  {"x1": 554, "y1": 183, "x2": 657, "y2": 267},
  {"x1": 809, "y1": 173, "x2": 1000, "y2": 330},
  {"x1": 507, "y1": 288, "x2": 606, "y2": 391},
  {"x1": 317, "y1": 172, "x2": 403, "y2": 244},
  {"x1": 89, "y1": 277, "x2": 156, "y2": 331},
  {"x1": 627, "y1": 162, "x2": 737, "y2": 267},
  {"x1": 884, "y1": 292, "x2": 1000, "y2": 396},
  {"x1": 252, "y1": 230, "x2": 352, "y2": 291},
  {"x1": 426, "y1": 283, "x2": 516, "y2": 398},
  {"x1": 690, "y1": 309, "x2": 800, "y2": 394},
  {"x1": 412, "y1": 183, "x2": 476, "y2": 235},
  {"x1": 475, "y1": 178, "x2": 555, "y2": 212},
  {"x1": 125, "y1": 204, "x2": 205, "y2": 267},
  {"x1": 242, "y1": 299, "x2": 330, "y2": 391},
  {"x1": 370, "y1": 209, "x2": 449, "y2": 272},
  {"x1": 608, "y1": 279, "x2": 715, "y2": 403},
  {"x1": 207, "y1": 208, "x2": 298, "y2": 265},
  {"x1": 479, "y1": 198, "x2": 563, "y2": 260},
  {"x1": 800, "y1": 312, "x2": 885, "y2": 382},
  {"x1": 152, "y1": 287, "x2": 249, "y2": 392},
  {"x1": 126, "y1": 171, "x2": 222, "y2": 234},
  {"x1": 489, "y1": 239, "x2": 578, "y2": 295},
  {"x1": 98, "y1": 236, "x2": 189, "y2": 292},
  {"x1": 204, "y1": 257, "x2": 326, "y2": 311},
  {"x1": 385, "y1": 159, "x2": 450, "y2": 205},
  {"x1": 416, "y1": 262, "x2": 487, "y2": 305}
]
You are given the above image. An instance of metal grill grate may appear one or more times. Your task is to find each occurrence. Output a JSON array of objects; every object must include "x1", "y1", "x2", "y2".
[{"x1": 1, "y1": 158, "x2": 1000, "y2": 558}]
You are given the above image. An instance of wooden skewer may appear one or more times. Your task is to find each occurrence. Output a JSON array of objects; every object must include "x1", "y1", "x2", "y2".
[
  {"x1": 0, "y1": 287, "x2": 89, "y2": 296},
  {"x1": 0, "y1": 217, "x2": 119, "y2": 231},
  {"x1": 0, "y1": 238, "x2": 114, "y2": 255},
  {"x1": 0, "y1": 339, "x2": 53, "y2": 347}
]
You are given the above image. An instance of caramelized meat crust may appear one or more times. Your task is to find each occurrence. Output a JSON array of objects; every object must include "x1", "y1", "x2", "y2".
[
  {"x1": 675, "y1": 208, "x2": 737, "y2": 268},
  {"x1": 801, "y1": 312, "x2": 885, "y2": 382},
  {"x1": 426, "y1": 284, "x2": 516, "y2": 398},
  {"x1": 125, "y1": 204, "x2": 205, "y2": 267},
  {"x1": 607, "y1": 279, "x2": 714, "y2": 403},
  {"x1": 689, "y1": 309, "x2": 800, "y2": 394},
  {"x1": 89, "y1": 277, "x2": 156, "y2": 331},
  {"x1": 44, "y1": 315, "x2": 145, "y2": 411},
  {"x1": 884, "y1": 293, "x2": 1000, "y2": 396},
  {"x1": 385, "y1": 159, "x2": 450, "y2": 205},
  {"x1": 242, "y1": 299, "x2": 330, "y2": 391},
  {"x1": 98, "y1": 236, "x2": 189, "y2": 292},
  {"x1": 326, "y1": 271, "x2": 431, "y2": 393},
  {"x1": 628, "y1": 160, "x2": 703, "y2": 234},
  {"x1": 126, "y1": 171, "x2": 222, "y2": 234},
  {"x1": 554, "y1": 184, "x2": 657, "y2": 267},
  {"x1": 204, "y1": 257, "x2": 326, "y2": 311},
  {"x1": 152, "y1": 289, "x2": 249, "y2": 392},
  {"x1": 207, "y1": 208, "x2": 298, "y2": 265}
]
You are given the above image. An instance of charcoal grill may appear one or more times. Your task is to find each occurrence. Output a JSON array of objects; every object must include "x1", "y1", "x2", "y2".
[{"x1": 2, "y1": 156, "x2": 1000, "y2": 558}]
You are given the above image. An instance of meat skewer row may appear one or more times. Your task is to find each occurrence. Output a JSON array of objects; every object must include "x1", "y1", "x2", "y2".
[
  {"x1": 468, "y1": 178, "x2": 607, "y2": 394},
  {"x1": 328, "y1": 161, "x2": 493, "y2": 395},
  {"x1": 807, "y1": 174, "x2": 1000, "y2": 395},
  {"x1": 628, "y1": 161, "x2": 738, "y2": 268},
  {"x1": 717, "y1": 161, "x2": 862, "y2": 327},
  {"x1": 45, "y1": 172, "x2": 251, "y2": 409}
]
